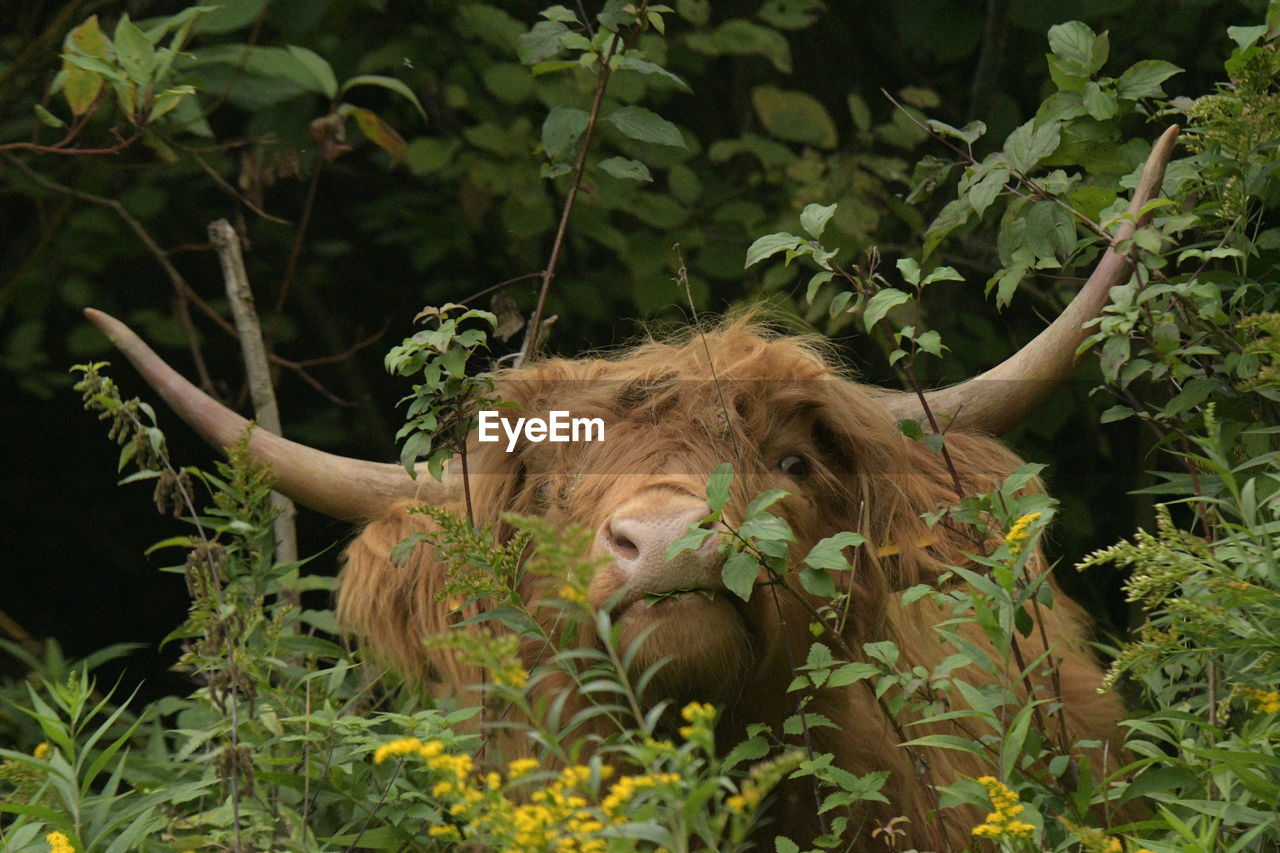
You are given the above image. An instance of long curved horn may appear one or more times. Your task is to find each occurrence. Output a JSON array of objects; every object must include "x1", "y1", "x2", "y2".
[
  {"x1": 84, "y1": 308, "x2": 453, "y2": 521},
  {"x1": 883, "y1": 124, "x2": 1180, "y2": 434}
]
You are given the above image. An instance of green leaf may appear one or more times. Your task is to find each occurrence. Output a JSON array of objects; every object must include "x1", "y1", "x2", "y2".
[
  {"x1": 342, "y1": 105, "x2": 406, "y2": 167},
  {"x1": 745, "y1": 232, "x2": 803, "y2": 268},
  {"x1": 1227, "y1": 24, "x2": 1267, "y2": 50},
  {"x1": 1081, "y1": 81, "x2": 1116, "y2": 120},
  {"x1": 926, "y1": 118, "x2": 986, "y2": 145},
  {"x1": 1004, "y1": 119, "x2": 1061, "y2": 173},
  {"x1": 613, "y1": 56, "x2": 690, "y2": 91},
  {"x1": 286, "y1": 45, "x2": 337, "y2": 99},
  {"x1": 688, "y1": 19, "x2": 792, "y2": 73},
  {"x1": 114, "y1": 15, "x2": 156, "y2": 83},
  {"x1": 340, "y1": 74, "x2": 427, "y2": 121},
  {"x1": 863, "y1": 288, "x2": 911, "y2": 332},
  {"x1": 827, "y1": 662, "x2": 879, "y2": 687},
  {"x1": 664, "y1": 526, "x2": 717, "y2": 563},
  {"x1": 751, "y1": 86, "x2": 837, "y2": 148},
  {"x1": 61, "y1": 15, "x2": 108, "y2": 116},
  {"x1": 896, "y1": 257, "x2": 920, "y2": 286},
  {"x1": 758, "y1": 0, "x2": 824, "y2": 29},
  {"x1": 605, "y1": 106, "x2": 686, "y2": 148},
  {"x1": 34, "y1": 104, "x2": 66, "y2": 128},
  {"x1": 800, "y1": 202, "x2": 837, "y2": 239},
  {"x1": 722, "y1": 551, "x2": 759, "y2": 601},
  {"x1": 542, "y1": 105, "x2": 589, "y2": 160},
  {"x1": 900, "y1": 733, "x2": 983, "y2": 754},
  {"x1": 805, "y1": 271, "x2": 834, "y2": 302},
  {"x1": 914, "y1": 330, "x2": 945, "y2": 357},
  {"x1": 706, "y1": 462, "x2": 733, "y2": 511},
  {"x1": 798, "y1": 566, "x2": 835, "y2": 597},
  {"x1": 966, "y1": 166, "x2": 1008, "y2": 219},
  {"x1": 744, "y1": 489, "x2": 789, "y2": 519},
  {"x1": 921, "y1": 266, "x2": 963, "y2": 286},
  {"x1": 518, "y1": 19, "x2": 569, "y2": 64},
  {"x1": 804, "y1": 532, "x2": 867, "y2": 571},
  {"x1": 1116, "y1": 59, "x2": 1182, "y2": 99},
  {"x1": 1047, "y1": 21, "x2": 1107, "y2": 76},
  {"x1": 598, "y1": 156, "x2": 653, "y2": 182}
]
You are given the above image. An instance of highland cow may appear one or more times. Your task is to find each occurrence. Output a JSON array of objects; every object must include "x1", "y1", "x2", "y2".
[{"x1": 86, "y1": 127, "x2": 1177, "y2": 849}]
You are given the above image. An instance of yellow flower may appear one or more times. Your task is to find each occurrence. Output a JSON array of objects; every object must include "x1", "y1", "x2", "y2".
[
  {"x1": 495, "y1": 663, "x2": 528, "y2": 689},
  {"x1": 971, "y1": 776, "x2": 1035, "y2": 841},
  {"x1": 1243, "y1": 687, "x2": 1280, "y2": 714},
  {"x1": 373, "y1": 736, "x2": 423, "y2": 764},
  {"x1": 507, "y1": 757, "x2": 539, "y2": 780},
  {"x1": 559, "y1": 584, "x2": 587, "y2": 604},
  {"x1": 46, "y1": 831, "x2": 75, "y2": 853},
  {"x1": 33, "y1": 742, "x2": 51, "y2": 760},
  {"x1": 427, "y1": 824, "x2": 461, "y2": 840},
  {"x1": 1004, "y1": 512, "x2": 1042, "y2": 554}
]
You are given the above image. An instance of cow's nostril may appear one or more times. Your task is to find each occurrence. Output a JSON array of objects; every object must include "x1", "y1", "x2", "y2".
[{"x1": 610, "y1": 529, "x2": 640, "y2": 559}]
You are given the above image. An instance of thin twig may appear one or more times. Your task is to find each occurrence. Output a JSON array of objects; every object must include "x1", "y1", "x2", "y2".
[
  {"x1": 5, "y1": 154, "x2": 367, "y2": 405},
  {"x1": 210, "y1": 219, "x2": 299, "y2": 567},
  {"x1": 517, "y1": 7, "x2": 646, "y2": 364},
  {"x1": 6, "y1": 152, "x2": 217, "y2": 392},
  {"x1": 271, "y1": 158, "x2": 325, "y2": 338}
]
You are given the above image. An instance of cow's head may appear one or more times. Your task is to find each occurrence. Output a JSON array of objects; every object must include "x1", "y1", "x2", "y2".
[{"x1": 436, "y1": 326, "x2": 1019, "y2": 709}]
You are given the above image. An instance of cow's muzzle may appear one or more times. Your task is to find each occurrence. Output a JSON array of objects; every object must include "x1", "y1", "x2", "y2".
[{"x1": 595, "y1": 496, "x2": 730, "y2": 611}]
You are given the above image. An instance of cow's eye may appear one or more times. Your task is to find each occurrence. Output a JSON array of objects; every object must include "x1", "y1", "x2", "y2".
[{"x1": 779, "y1": 454, "x2": 809, "y2": 477}]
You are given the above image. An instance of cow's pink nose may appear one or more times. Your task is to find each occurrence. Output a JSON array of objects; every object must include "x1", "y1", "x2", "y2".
[{"x1": 601, "y1": 503, "x2": 728, "y2": 592}]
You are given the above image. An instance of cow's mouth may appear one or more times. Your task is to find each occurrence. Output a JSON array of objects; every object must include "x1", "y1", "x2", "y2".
[
  {"x1": 642, "y1": 587, "x2": 718, "y2": 606},
  {"x1": 608, "y1": 584, "x2": 728, "y2": 617}
]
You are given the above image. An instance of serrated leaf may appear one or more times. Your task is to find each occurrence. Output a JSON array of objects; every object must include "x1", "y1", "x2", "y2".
[
  {"x1": 598, "y1": 156, "x2": 652, "y2": 182},
  {"x1": 863, "y1": 288, "x2": 910, "y2": 332},
  {"x1": 722, "y1": 551, "x2": 759, "y2": 601},
  {"x1": 542, "y1": 106, "x2": 589, "y2": 160},
  {"x1": 745, "y1": 232, "x2": 803, "y2": 268},
  {"x1": 287, "y1": 45, "x2": 337, "y2": 99},
  {"x1": 800, "y1": 202, "x2": 836, "y2": 239},
  {"x1": 605, "y1": 105, "x2": 685, "y2": 147}
]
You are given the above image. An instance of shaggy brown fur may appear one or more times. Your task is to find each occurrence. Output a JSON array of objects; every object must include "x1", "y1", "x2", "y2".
[{"x1": 338, "y1": 321, "x2": 1125, "y2": 848}]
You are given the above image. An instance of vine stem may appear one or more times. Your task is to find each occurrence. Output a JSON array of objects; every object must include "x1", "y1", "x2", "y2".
[{"x1": 517, "y1": 4, "x2": 648, "y2": 365}]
